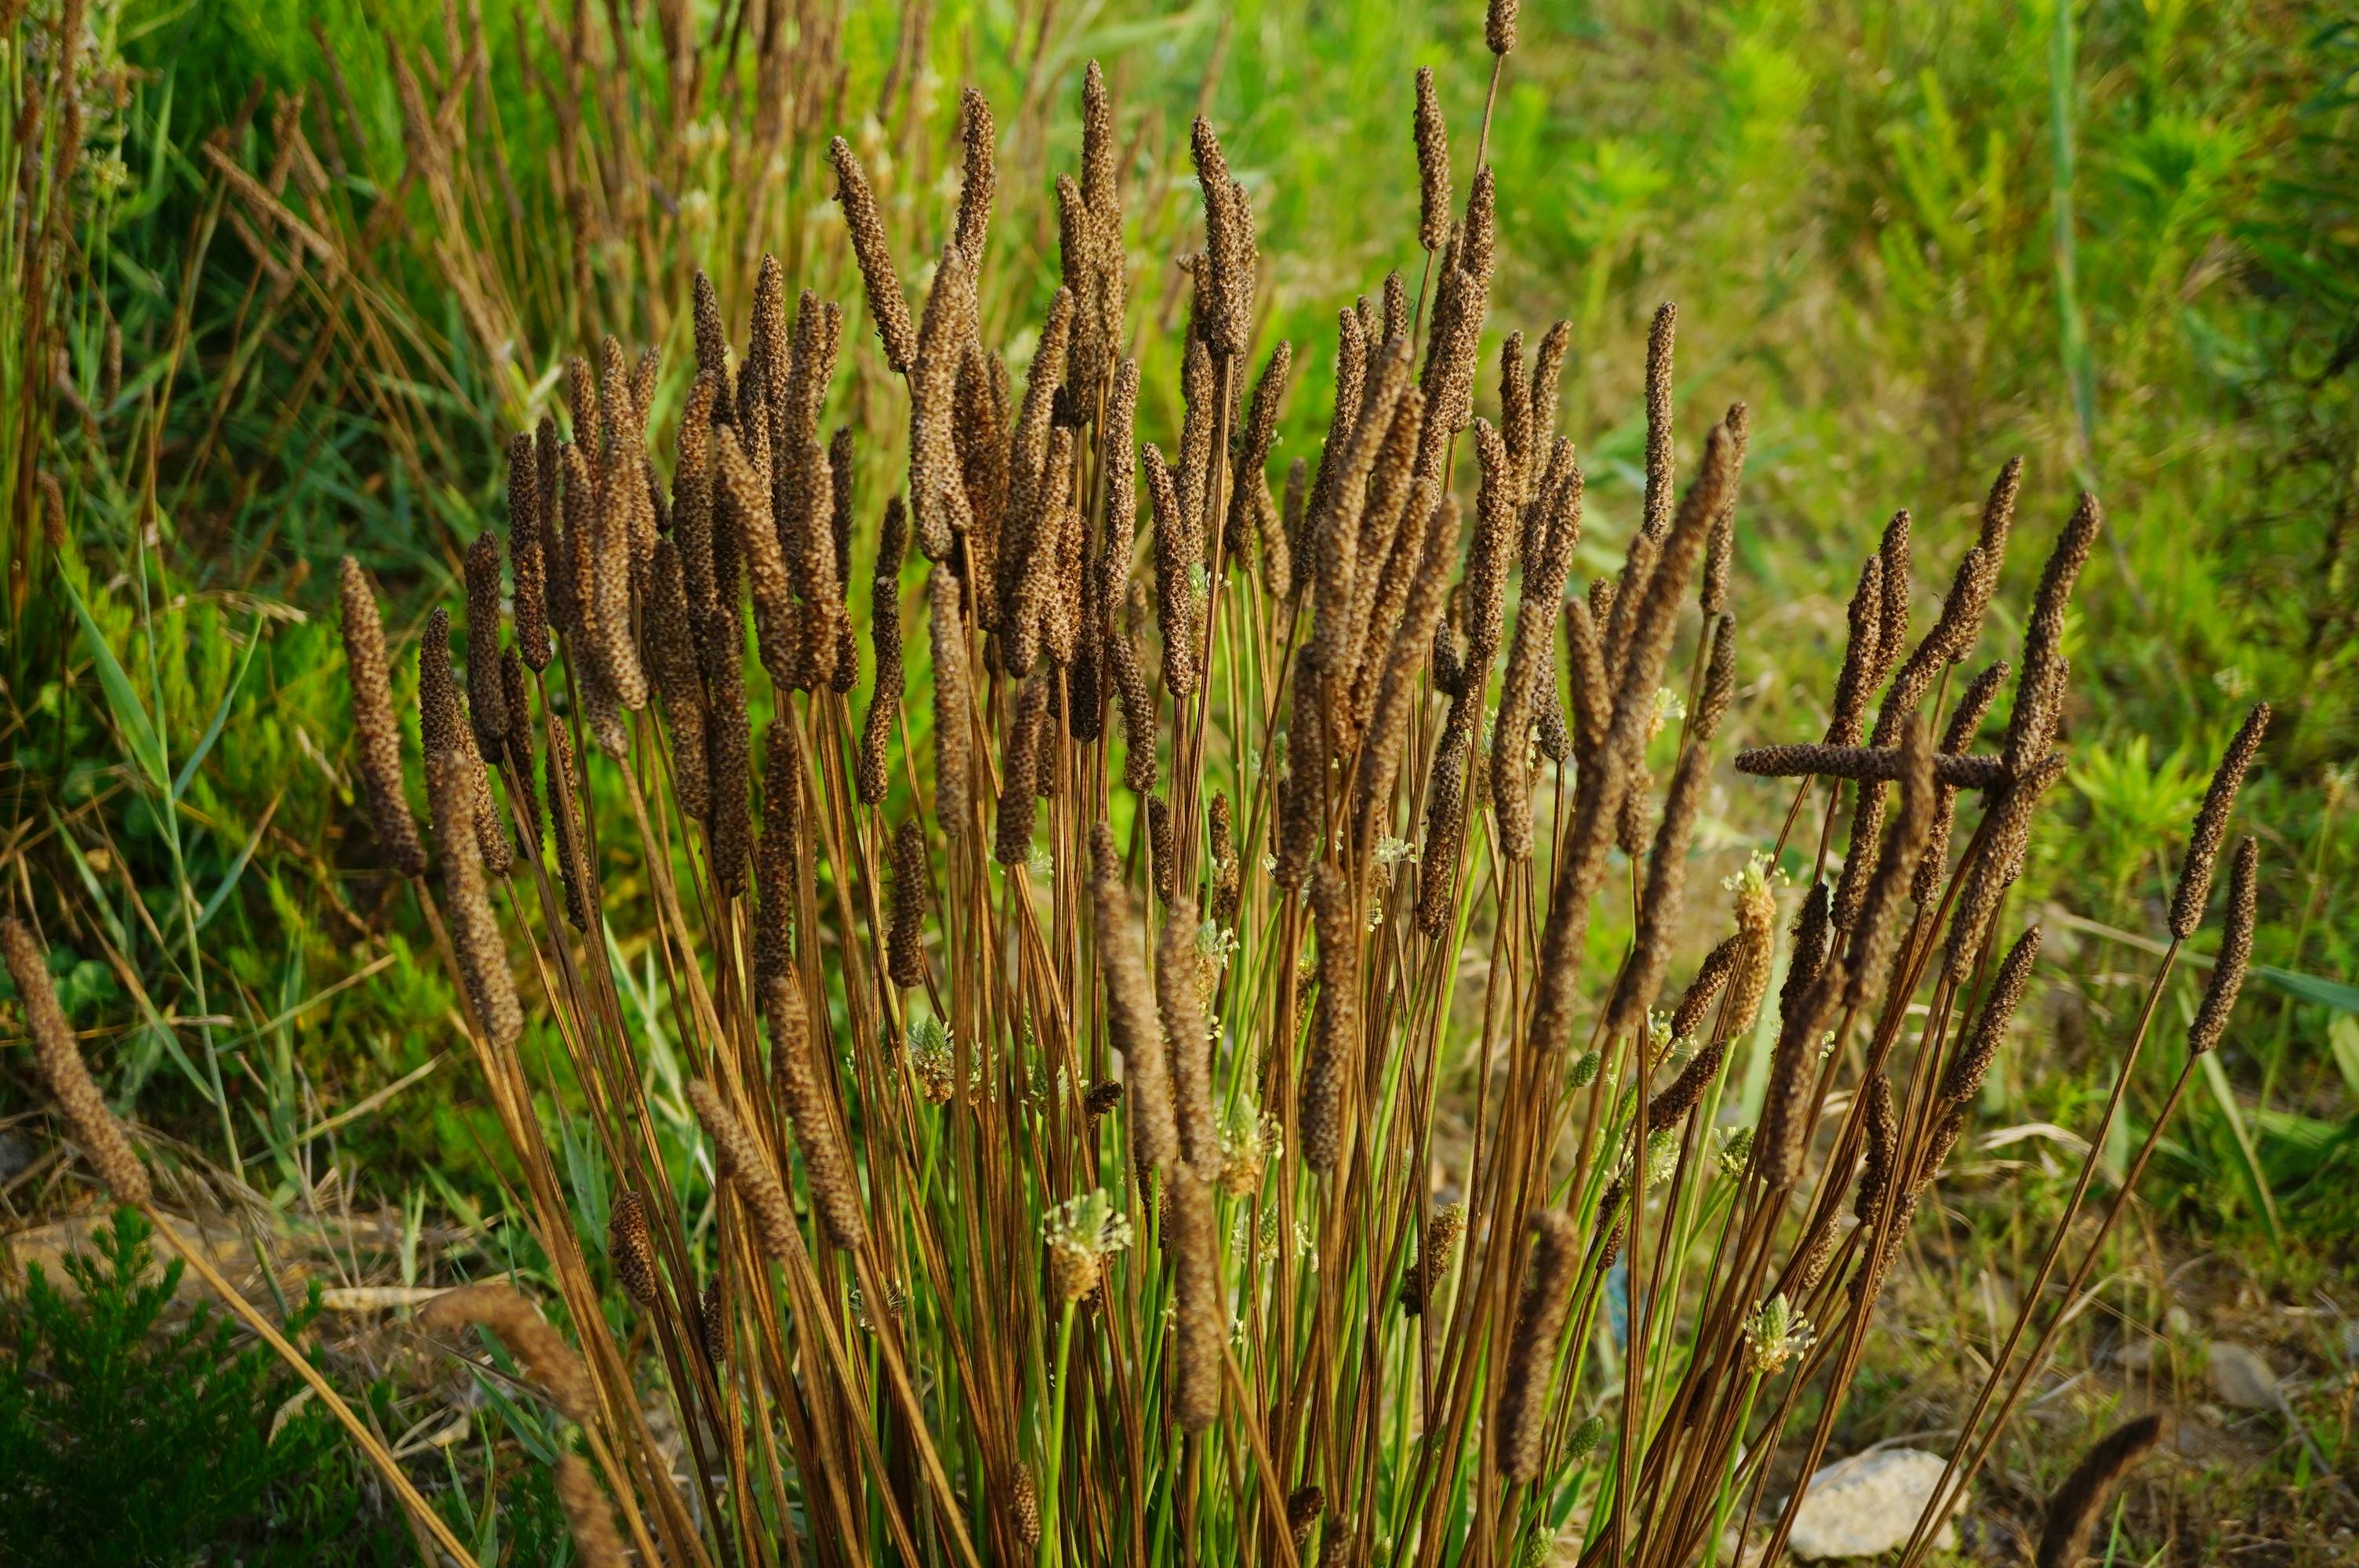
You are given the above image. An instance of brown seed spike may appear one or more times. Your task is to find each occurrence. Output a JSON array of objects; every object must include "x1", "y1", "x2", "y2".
[
  {"x1": 887, "y1": 818, "x2": 929, "y2": 989},
  {"x1": 1640, "y1": 302, "x2": 1677, "y2": 543},
  {"x1": 2188, "y1": 837, "x2": 2259, "y2": 1056},
  {"x1": 2169, "y1": 702, "x2": 2270, "y2": 939},
  {"x1": 1822, "y1": 552, "x2": 1885, "y2": 747},
  {"x1": 929, "y1": 567, "x2": 973, "y2": 840},
  {"x1": 1091, "y1": 823, "x2": 1179, "y2": 1171},
  {"x1": 1873, "y1": 508, "x2": 1912, "y2": 687},
  {"x1": 1486, "y1": 0, "x2": 1519, "y2": 54},
  {"x1": 1161, "y1": 892, "x2": 1216, "y2": 1167},
  {"x1": 1497, "y1": 1209, "x2": 1579, "y2": 1482},
  {"x1": 1167, "y1": 1164, "x2": 1223, "y2": 1431},
  {"x1": 1190, "y1": 117, "x2": 1248, "y2": 357},
  {"x1": 2036, "y1": 1415, "x2": 2166, "y2": 1568},
  {"x1": 767, "y1": 975, "x2": 867, "y2": 1250},
  {"x1": 1302, "y1": 861, "x2": 1359, "y2": 1174},
  {"x1": 1400, "y1": 1203, "x2": 1466, "y2": 1316},
  {"x1": 420, "y1": 1284, "x2": 597, "y2": 1427},
  {"x1": 462, "y1": 537, "x2": 508, "y2": 753},
  {"x1": 955, "y1": 88, "x2": 997, "y2": 264},
  {"x1": 703, "y1": 608, "x2": 753, "y2": 898},
  {"x1": 5, "y1": 916, "x2": 151, "y2": 1203},
  {"x1": 337, "y1": 557, "x2": 426, "y2": 877},
  {"x1": 1700, "y1": 401, "x2": 1749, "y2": 619},
  {"x1": 608, "y1": 1189, "x2": 658, "y2": 1309},
  {"x1": 553, "y1": 1454, "x2": 627, "y2": 1568},
  {"x1": 425, "y1": 751, "x2": 523, "y2": 1049},
  {"x1": 2003, "y1": 492, "x2": 2101, "y2": 775},
  {"x1": 1413, "y1": 67, "x2": 1451, "y2": 253},
  {"x1": 645, "y1": 539, "x2": 710, "y2": 823},
  {"x1": 1942, "y1": 924, "x2": 2041, "y2": 1105},
  {"x1": 685, "y1": 1080, "x2": 801, "y2": 1269},
  {"x1": 692, "y1": 270, "x2": 732, "y2": 392},
  {"x1": 500, "y1": 649, "x2": 541, "y2": 859},
  {"x1": 507, "y1": 434, "x2": 552, "y2": 671},
  {"x1": 829, "y1": 137, "x2": 916, "y2": 373}
]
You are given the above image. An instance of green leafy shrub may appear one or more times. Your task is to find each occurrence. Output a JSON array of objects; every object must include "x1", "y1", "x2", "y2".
[{"x1": 0, "y1": 1209, "x2": 405, "y2": 1566}]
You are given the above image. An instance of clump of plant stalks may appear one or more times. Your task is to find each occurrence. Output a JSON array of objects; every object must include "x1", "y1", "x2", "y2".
[{"x1": 20, "y1": 15, "x2": 2269, "y2": 1567}]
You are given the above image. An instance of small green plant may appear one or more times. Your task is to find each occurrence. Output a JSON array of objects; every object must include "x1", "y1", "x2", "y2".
[{"x1": 0, "y1": 1209, "x2": 404, "y2": 1566}]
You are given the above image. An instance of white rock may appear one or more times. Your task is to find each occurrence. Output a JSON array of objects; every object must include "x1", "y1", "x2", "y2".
[
  {"x1": 1785, "y1": 1447, "x2": 1960, "y2": 1560},
  {"x1": 2208, "y1": 1341, "x2": 2279, "y2": 1410}
]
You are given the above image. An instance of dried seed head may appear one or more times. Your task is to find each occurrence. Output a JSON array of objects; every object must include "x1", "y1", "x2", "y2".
[
  {"x1": 1111, "y1": 621, "x2": 1159, "y2": 793},
  {"x1": 1823, "y1": 552, "x2": 1885, "y2": 747},
  {"x1": 1640, "y1": 303, "x2": 1677, "y2": 543},
  {"x1": 703, "y1": 608, "x2": 753, "y2": 897},
  {"x1": 554, "y1": 1454, "x2": 627, "y2": 1568},
  {"x1": 1735, "y1": 743, "x2": 2008, "y2": 791},
  {"x1": 500, "y1": 649, "x2": 541, "y2": 858},
  {"x1": 887, "y1": 818, "x2": 929, "y2": 989},
  {"x1": 1010, "y1": 1467, "x2": 1044, "y2": 1550},
  {"x1": 1161, "y1": 893, "x2": 1216, "y2": 1167},
  {"x1": 1486, "y1": 0, "x2": 1519, "y2": 53},
  {"x1": 1853, "y1": 1072, "x2": 1899, "y2": 1223},
  {"x1": 1942, "y1": 750, "x2": 2070, "y2": 985},
  {"x1": 2037, "y1": 1416, "x2": 2166, "y2": 1568},
  {"x1": 767, "y1": 975, "x2": 867, "y2": 1250},
  {"x1": 5, "y1": 916, "x2": 150, "y2": 1203},
  {"x1": 1413, "y1": 67, "x2": 1451, "y2": 252},
  {"x1": 608, "y1": 1189, "x2": 658, "y2": 1309},
  {"x1": 1648, "y1": 1037, "x2": 1728, "y2": 1130},
  {"x1": 1288, "y1": 1485, "x2": 1327, "y2": 1553},
  {"x1": 645, "y1": 539, "x2": 710, "y2": 823},
  {"x1": 1498, "y1": 1210, "x2": 1580, "y2": 1482},
  {"x1": 1942, "y1": 924, "x2": 2041, "y2": 1105},
  {"x1": 1872, "y1": 509, "x2": 1912, "y2": 687},
  {"x1": 338, "y1": 557, "x2": 427, "y2": 877},
  {"x1": 686, "y1": 1079, "x2": 801, "y2": 1267},
  {"x1": 754, "y1": 719, "x2": 804, "y2": 992},
  {"x1": 416, "y1": 612, "x2": 511, "y2": 882},
  {"x1": 1226, "y1": 340, "x2": 1293, "y2": 559},
  {"x1": 1700, "y1": 400, "x2": 1750, "y2": 619},
  {"x1": 994, "y1": 675, "x2": 1049, "y2": 866},
  {"x1": 1400, "y1": 1203, "x2": 1467, "y2": 1316},
  {"x1": 956, "y1": 88, "x2": 997, "y2": 263},
  {"x1": 421, "y1": 1283, "x2": 596, "y2": 1426},
  {"x1": 1167, "y1": 1164, "x2": 1223, "y2": 1431},
  {"x1": 1839, "y1": 713, "x2": 1936, "y2": 1011},
  {"x1": 692, "y1": 270, "x2": 731, "y2": 393},
  {"x1": 1092, "y1": 824, "x2": 1179, "y2": 1171},
  {"x1": 698, "y1": 1276, "x2": 726, "y2": 1366},
  {"x1": 425, "y1": 751, "x2": 522, "y2": 1047},
  {"x1": 1932, "y1": 457, "x2": 2023, "y2": 668},
  {"x1": 543, "y1": 708, "x2": 598, "y2": 930},
  {"x1": 1912, "y1": 658, "x2": 2014, "y2": 903},
  {"x1": 929, "y1": 567, "x2": 973, "y2": 840},
  {"x1": 1302, "y1": 861, "x2": 1359, "y2": 1174},
  {"x1": 1783, "y1": 882, "x2": 1834, "y2": 1016},
  {"x1": 2188, "y1": 837, "x2": 2258, "y2": 1056},
  {"x1": 507, "y1": 434, "x2": 551, "y2": 671},
  {"x1": 2169, "y1": 702, "x2": 2270, "y2": 940},
  {"x1": 2004, "y1": 492, "x2": 2102, "y2": 775},
  {"x1": 830, "y1": 137, "x2": 915, "y2": 373},
  {"x1": 1670, "y1": 935, "x2": 1743, "y2": 1042},
  {"x1": 1191, "y1": 118, "x2": 1249, "y2": 357},
  {"x1": 463, "y1": 534, "x2": 510, "y2": 750}
]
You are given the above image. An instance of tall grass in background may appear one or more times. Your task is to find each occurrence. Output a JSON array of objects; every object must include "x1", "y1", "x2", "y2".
[{"x1": 5, "y1": 0, "x2": 2357, "y2": 1559}]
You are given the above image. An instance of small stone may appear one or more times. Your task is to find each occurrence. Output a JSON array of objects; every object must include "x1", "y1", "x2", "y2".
[
  {"x1": 1785, "y1": 1447, "x2": 1960, "y2": 1560},
  {"x1": 2207, "y1": 1341, "x2": 2279, "y2": 1410}
]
